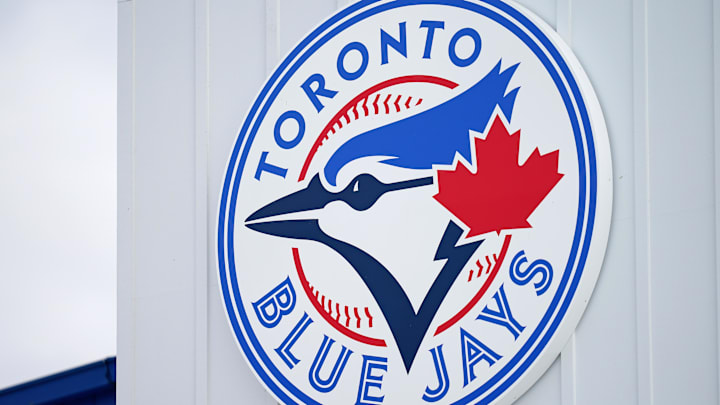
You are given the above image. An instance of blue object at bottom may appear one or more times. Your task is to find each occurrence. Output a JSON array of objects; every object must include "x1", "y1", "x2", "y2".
[{"x1": 0, "y1": 357, "x2": 116, "y2": 405}]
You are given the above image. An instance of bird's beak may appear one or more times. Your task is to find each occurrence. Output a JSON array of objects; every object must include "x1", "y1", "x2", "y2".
[
  {"x1": 245, "y1": 173, "x2": 434, "y2": 236},
  {"x1": 243, "y1": 174, "x2": 338, "y2": 239},
  {"x1": 245, "y1": 174, "x2": 332, "y2": 224}
]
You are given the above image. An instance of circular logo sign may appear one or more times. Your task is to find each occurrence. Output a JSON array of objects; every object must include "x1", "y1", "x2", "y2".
[{"x1": 217, "y1": 1, "x2": 612, "y2": 404}]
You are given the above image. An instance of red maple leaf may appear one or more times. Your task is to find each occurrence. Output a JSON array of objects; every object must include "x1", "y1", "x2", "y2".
[{"x1": 433, "y1": 116, "x2": 563, "y2": 238}]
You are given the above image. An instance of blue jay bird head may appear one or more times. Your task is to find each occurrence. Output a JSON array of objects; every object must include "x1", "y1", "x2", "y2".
[
  {"x1": 247, "y1": 60, "x2": 520, "y2": 225},
  {"x1": 246, "y1": 60, "x2": 520, "y2": 243},
  {"x1": 245, "y1": 60, "x2": 521, "y2": 313}
]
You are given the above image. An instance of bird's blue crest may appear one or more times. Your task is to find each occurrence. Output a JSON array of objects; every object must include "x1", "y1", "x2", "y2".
[{"x1": 323, "y1": 60, "x2": 521, "y2": 186}]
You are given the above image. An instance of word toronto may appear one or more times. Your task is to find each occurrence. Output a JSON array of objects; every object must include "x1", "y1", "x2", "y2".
[
  {"x1": 254, "y1": 20, "x2": 484, "y2": 183},
  {"x1": 251, "y1": 250, "x2": 553, "y2": 404}
]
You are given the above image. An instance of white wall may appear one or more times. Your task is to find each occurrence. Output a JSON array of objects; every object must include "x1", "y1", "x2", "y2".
[{"x1": 117, "y1": 0, "x2": 720, "y2": 403}]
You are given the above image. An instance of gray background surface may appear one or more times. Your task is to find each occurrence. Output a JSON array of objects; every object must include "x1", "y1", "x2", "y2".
[{"x1": 0, "y1": 0, "x2": 117, "y2": 389}]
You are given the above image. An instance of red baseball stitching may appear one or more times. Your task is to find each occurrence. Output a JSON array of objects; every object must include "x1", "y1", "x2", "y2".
[
  {"x1": 298, "y1": 75, "x2": 457, "y2": 182},
  {"x1": 308, "y1": 283, "x2": 375, "y2": 329},
  {"x1": 434, "y1": 235, "x2": 512, "y2": 336},
  {"x1": 466, "y1": 253, "x2": 501, "y2": 282},
  {"x1": 318, "y1": 92, "x2": 422, "y2": 150}
]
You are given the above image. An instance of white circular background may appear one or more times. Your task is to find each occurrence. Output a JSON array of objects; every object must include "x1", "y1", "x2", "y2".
[{"x1": 217, "y1": 1, "x2": 612, "y2": 404}]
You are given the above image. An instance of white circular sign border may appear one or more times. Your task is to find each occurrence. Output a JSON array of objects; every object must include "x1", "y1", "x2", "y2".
[{"x1": 216, "y1": 1, "x2": 613, "y2": 404}]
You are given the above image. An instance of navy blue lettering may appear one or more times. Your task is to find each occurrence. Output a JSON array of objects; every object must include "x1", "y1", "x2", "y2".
[
  {"x1": 274, "y1": 110, "x2": 305, "y2": 149},
  {"x1": 356, "y1": 355, "x2": 387, "y2": 405},
  {"x1": 274, "y1": 313, "x2": 313, "y2": 369},
  {"x1": 460, "y1": 328, "x2": 501, "y2": 386},
  {"x1": 380, "y1": 22, "x2": 407, "y2": 65},
  {"x1": 308, "y1": 335, "x2": 353, "y2": 393},
  {"x1": 301, "y1": 73, "x2": 338, "y2": 112},
  {"x1": 422, "y1": 345, "x2": 449, "y2": 402},
  {"x1": 419, "y1": 20, "x2": 445, "y2": 59},
  {"x1": 254, "y1": 151, "x2": 288, "y2": 181},
  {"x1": 510, "y1": 250, "x2": 553, "y2": 296},
  {"x1": 476, "y1": 284, "x2": 525, "y2": 339},
  {"x1": 337, "y1": 41, "x2": 369, "y2": 81},
  {"x1": 252, "y1": 277, "x2": 296, "y2": 328},
  {"x1": 448, "y1": 27, "x2": 481, "y2": 67}
]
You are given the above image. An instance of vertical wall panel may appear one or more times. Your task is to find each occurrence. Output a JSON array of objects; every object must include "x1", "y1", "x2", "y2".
[
  {"x1": 519, "y1": 0, "x2": 556, "y2": 28},
  {"x1": 647, "y1": 1, "x2": 717, "y2": 404},
  {"x1": 117, "y1": 1, "x2": 134, "y2": 403},
  {"x1": 632, "y1": 0, "x2": 653, "y2": 403},
  {"x1": 206, "y1": 0, "x2": 277, "y2": 404},
  {"x1": 570, "y1": 1, "x2": 639, "y2": 405},
  {"x1": 715, "y1": 0, "x2": 720, "y2": 399},
  {"x1": 194, "y1": 2, "x2": 209, "y2": 403},
  {"x1": 513, "y1": 360, "x2": 562, "y2": 405},
  {"x1": 133, "y1": 0, "x2": 197, "y2": 402},
  {"x1": 273, "y1": 0, "x2": 337, "y2": 65},
  {"x1": 118, "y1": 0, "x2": 199, "y2": 403}
]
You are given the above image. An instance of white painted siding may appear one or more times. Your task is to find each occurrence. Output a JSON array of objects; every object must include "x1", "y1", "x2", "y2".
[{"x1": 117, "y1": 0, "x2": 720, "y2": 403}]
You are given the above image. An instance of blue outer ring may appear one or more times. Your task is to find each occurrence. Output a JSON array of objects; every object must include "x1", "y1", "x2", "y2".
[{"x1": 217, "y1": 0, "x2": 598, "y2": 403}]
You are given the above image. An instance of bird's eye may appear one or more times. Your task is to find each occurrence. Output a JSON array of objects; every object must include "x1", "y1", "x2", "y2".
[{"x1": 343, "y1": 174, "x2": 384, "y2": 211}]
